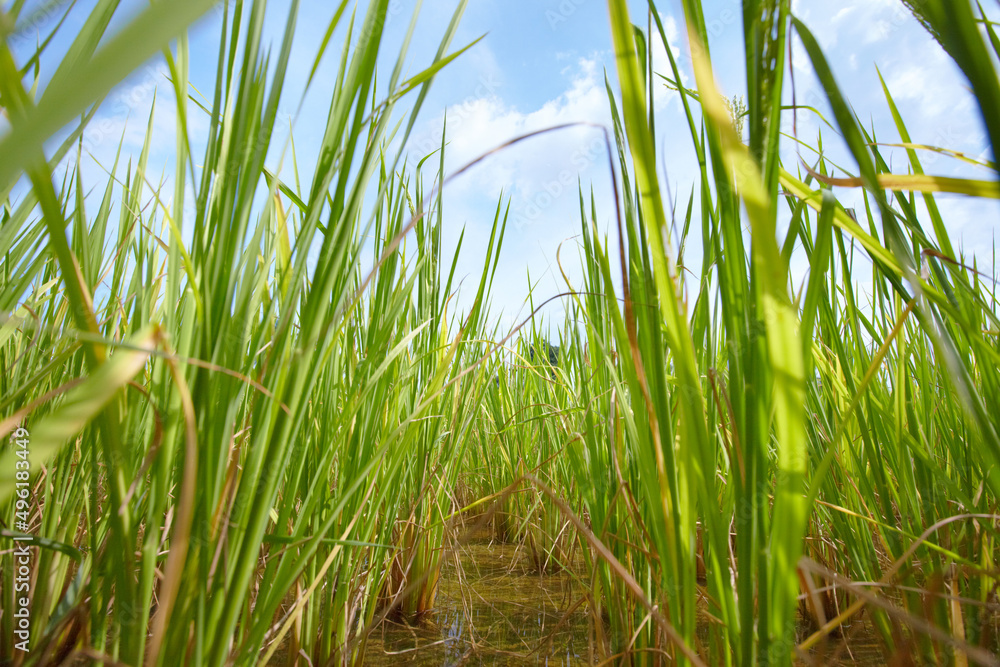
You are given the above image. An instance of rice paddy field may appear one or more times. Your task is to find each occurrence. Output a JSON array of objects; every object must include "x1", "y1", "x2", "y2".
[{"x1": 2, "y1": 0, "x2": 1000, "y2": 664}]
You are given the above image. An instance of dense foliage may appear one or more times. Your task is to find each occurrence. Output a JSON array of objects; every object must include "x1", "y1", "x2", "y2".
[{"x1": 2, "y1": 0, "x2": 999, "y2": 664}]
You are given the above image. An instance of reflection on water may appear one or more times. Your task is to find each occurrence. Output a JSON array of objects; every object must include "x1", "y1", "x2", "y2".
[
  {"x1": 366, "y1": 536, "x2": 591, "y2": 666},
  {"x1": 364, "y1": 533, "x2": 890, "y2": 665}
]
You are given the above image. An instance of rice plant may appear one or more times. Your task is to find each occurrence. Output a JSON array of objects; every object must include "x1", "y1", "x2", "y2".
[{"x1": 2, "y1": 0, "x2": 1000, "y2": 665}]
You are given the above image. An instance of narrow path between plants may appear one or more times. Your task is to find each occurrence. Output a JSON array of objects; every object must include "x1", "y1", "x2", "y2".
[
  {"x1": 368, "y1": 529, "x2": 590, "y2": 666},
  {"x1": 364, "y1": 526, "x2": 890, "y2": 666}
]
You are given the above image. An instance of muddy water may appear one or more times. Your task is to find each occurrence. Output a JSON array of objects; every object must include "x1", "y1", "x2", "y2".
[
  {"x1": 367, "y1": 536, "x2": 591, "y2": 665},
  {"x1": 365, "y1": 532, "x2": 888, "y2": 666}
]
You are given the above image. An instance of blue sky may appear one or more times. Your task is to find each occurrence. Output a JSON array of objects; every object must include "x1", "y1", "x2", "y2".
[{"x1": 5, "y1": 0, "x2": 999, "y2": 334}]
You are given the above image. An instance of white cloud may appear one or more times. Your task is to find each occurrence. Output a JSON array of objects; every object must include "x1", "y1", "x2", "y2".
[
  {"x1": 650, "y1": 13, "x2": 686, "y2": 103},
  {"x1": 404, "y1": 56, "x2": 622, "y2": 328},
  {"x1": 884, "y1": 46, "x2": 967, "y2": 120},
  {"x1": 409, "y1": 55, "x2": 610, "y2": 201}
]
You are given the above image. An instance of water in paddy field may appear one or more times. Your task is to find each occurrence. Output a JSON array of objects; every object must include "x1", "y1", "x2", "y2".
[
  {"x1": 363, "y1": 527, "x2": 890, "y2": 666},
  {"x1": 367, "y1": 532, "x2": 592, "y2": 666}
]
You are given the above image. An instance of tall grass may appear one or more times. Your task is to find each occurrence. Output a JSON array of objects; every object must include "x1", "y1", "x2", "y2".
[
  {"x1": 556, "y1": 0, "x2": 1000, "y2": 663},
  {"x1": 2, "y1": 0, "x2": 1000, "y2": 665},
  {"x1": 0, "y1": 1, "x2": 494, "y2": 663}
]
